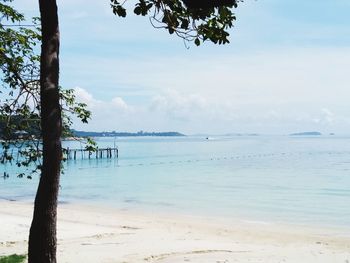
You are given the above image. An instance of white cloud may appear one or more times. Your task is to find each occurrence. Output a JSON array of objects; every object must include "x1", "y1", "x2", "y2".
[
  {"x1": 150, "y1": 90, "x2": 208, "y2": 120},
  {"x1": 68, "y1": 44, "x2": 350, "y2": 134},
  {"x1": 74, "y1": 87, "x2": 95, "y2": 105},
  {"x1": 111, "y1": 97, "x2": 129, "y2": 111},
  {"x1": 66, "y1": 47, "x2": 350, "y2": 106},
  {"x1": 74, "y1": 87, "x2": 130, "y2": 111},
  {"x1": 313, "y1": 108, "x2": 335, "y2": 126}
]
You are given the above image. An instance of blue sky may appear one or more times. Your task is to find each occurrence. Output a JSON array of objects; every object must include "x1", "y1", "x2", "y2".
[{"x1": 16, "y1": 0, "x2": 350, "y2": 134}]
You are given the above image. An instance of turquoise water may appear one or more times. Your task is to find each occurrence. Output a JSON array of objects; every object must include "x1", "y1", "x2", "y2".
[{"x1": 1, "y1": 135, "x2": 350, "y2": 229}]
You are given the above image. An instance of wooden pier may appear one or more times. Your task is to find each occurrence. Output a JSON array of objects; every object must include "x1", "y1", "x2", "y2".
[{"x1": 63, "y1": 147, "x2": 118, "y2": 160}]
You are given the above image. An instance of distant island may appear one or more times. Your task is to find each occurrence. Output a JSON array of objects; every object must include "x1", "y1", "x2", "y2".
[
  {"x1": 72, "y1": 130, "x2": 185, "y2": 137},
  {"x1": 290, "y1": 131, "x2": 322, "y2": 136}
]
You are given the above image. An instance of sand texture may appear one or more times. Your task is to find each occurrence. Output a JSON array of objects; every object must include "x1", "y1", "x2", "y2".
[{"x1": 0, "y1": 200, "x2": 349, "y2": 263}]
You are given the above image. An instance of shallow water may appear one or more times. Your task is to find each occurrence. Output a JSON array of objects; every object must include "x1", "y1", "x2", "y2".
[{"x1": 1, "y1": 135, "x2": 350, "y2": 229}]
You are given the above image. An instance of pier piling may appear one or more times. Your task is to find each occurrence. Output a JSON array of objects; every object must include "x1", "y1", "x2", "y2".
[{"x1": 63, "y1": 147, "x2": 118, "y2": 160}]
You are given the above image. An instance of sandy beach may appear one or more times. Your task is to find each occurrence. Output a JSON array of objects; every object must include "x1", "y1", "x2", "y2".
[{"x1": 0, "y1": 200, "x2": 349, "y2": 263}]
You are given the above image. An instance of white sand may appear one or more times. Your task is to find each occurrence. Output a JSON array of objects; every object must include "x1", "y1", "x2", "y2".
[{"x1": 0, "y1": 200, "x2": 349, "y2": 263}]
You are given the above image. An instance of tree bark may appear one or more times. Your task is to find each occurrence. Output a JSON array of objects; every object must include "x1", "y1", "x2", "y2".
[{"x1": 28, "y1": 0, "x2": 61, "y2": 262}]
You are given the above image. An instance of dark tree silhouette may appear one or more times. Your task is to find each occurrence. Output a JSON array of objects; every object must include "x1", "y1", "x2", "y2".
[{"x1": 28, "y1": 0, "x2": 61, "y2": 262}]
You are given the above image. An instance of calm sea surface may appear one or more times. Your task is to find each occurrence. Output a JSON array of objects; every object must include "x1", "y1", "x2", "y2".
[{"x1": 1, "y1": 135, "x2": 350, "y2": 229}]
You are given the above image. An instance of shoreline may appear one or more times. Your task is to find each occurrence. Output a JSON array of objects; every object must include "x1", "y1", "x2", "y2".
[
  {"x1": 65, "y1": 198, "x2": 350, "y2": 238},
  {"x1": 1, "y1": 200, "x2": 350, "y2": 262},
  {"x1": 5, "y1": 196, "x2": 349, "y2": 237}
]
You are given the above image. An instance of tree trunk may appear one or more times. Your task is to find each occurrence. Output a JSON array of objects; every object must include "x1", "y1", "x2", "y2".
[{"x1": 28, "y1": 0, "x2": 61, "y2": 262}]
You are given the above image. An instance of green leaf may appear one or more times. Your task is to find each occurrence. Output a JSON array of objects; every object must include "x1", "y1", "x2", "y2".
[
  {"x1": 194, "y1": 38, "x2": 200, "y2": 46},
  {"x1": 134, "y1": 6, "x2": 141, "y2": 15},
  {"x1": 116, "y1": 6, "x2": 126, "y2": 17}
]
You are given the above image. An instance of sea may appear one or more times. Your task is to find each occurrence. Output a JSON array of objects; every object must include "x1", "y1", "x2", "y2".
[{"x1": 1, "y1": 135, "x2": 350, "y2": 230}]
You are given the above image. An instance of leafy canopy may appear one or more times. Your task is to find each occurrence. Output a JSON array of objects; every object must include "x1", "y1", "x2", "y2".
[
  {"x1": 0, "y1": 0, "x2": 92, "y2": 177},
  {"x1": 111, "y1": 0, "x2": 241, "y2": 46}
]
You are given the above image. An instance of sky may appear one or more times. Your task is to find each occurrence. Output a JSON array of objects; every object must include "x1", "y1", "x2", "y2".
[{"x1": 15, "y1": 0, "x2": 350, "y2": 134}]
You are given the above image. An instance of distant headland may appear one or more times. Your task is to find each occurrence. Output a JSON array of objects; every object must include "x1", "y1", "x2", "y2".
[
  {"x1": 71, "y1": 130, "x2": 185, "y2": 137},
  {"x1": 289, "y1": 131, "x2": 322, "y2": 136}
]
